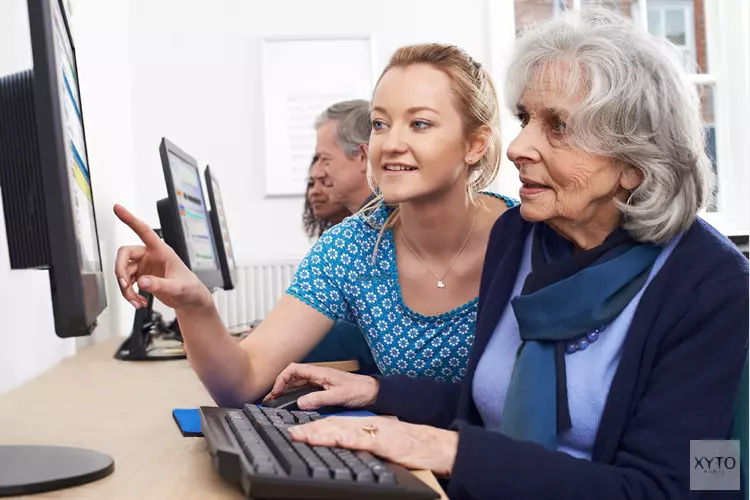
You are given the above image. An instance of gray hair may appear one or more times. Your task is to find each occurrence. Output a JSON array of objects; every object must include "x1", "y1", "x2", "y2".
[
  {"x1": 314, "y1": 99, "x2": 372, "y2": 158},
  {"x1": 506, "y1": 7, "x2": 713, "y2": 245}
]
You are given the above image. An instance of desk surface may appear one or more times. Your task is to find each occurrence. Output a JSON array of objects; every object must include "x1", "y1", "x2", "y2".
[{"x1": 0, "y1": 337, "x2": 447, "y2": 499}]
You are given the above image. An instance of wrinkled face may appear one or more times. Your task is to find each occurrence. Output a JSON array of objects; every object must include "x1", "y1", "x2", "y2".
[
  {"x1": 315, "y1": 120, "x2": 367, "y2": 206},
  {"x1": 369, "y1": 63, "x2": 479, "y2": 203},
  {"x1": 307, "y1": 160, "x2": 348, "y2": 221},
  {"x1": 506, "y1": 67, "x2": 638, "y2": 229}
]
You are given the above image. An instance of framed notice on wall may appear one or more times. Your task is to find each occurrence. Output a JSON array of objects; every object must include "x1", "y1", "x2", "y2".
[{"x1": 260, "y1": 36, "x2": 375, "y2": 197}]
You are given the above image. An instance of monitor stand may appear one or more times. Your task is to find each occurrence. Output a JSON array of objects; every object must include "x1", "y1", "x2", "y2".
[
  {"x1": 0, "y1": 445, "x2": 114, "y2": 496},
  {"x1": 114, "y1": 290, "x2": 186, "y2": 361}
]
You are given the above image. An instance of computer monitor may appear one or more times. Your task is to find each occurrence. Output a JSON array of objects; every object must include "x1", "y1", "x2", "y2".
[
  {"x1": 0, "y1": 0, "x2": 113, "y2": 495},
  {"x1": 0, "y1": 0, "x2": 107, "y2": 338},
  {"x1": 157, "y1": 138, "x2": 223, "y2": 290},
  {"x1": 114, "y1": 139, "x2": 224, "y2": 362},
  {"x1": 204, "y1": 165, "x2": 237, "y2": 290}
]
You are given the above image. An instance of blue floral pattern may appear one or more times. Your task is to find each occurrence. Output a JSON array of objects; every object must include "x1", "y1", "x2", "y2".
[{"x1": 287, "y1": 193, "x2": 518, "y2": 382}]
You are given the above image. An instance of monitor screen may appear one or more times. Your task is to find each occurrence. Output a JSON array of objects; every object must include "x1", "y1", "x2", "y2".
[
  {"x1": 51, "y1": 0, "x2": 101, "y2": 274},
  {"x1": 209, "y1": 176, "x2": 236, "y2": 270},
  {"x1": 168, "y1": 151, "x2": 218, "y2": 271}
]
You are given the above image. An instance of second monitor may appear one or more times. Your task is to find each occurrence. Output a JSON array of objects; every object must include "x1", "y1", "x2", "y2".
[
  {"x1": 204, "y1": 165, "x2": 237, "y2": 290},
  {"x1": 114, "y1": 138, "x2": 226, "y2": 361},
  {"x1": 158, "y1": 137, "x2": 224, "y2": 290}
]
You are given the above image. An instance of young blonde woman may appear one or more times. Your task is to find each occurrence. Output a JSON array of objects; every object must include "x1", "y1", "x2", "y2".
[{"x1": 113, "y1": 43, "x2": 517, "y2": 408}]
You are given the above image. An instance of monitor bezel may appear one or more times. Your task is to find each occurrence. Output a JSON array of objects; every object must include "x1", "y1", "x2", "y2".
[
  {"x1": 28, "y1": 0, "x2": 107, "y2": 337},
  {"x1": 158, "y1": 138, "x2": 223, "y2": 290},
  {"x1": 204, "y1": 165, "x2": 237, "y2": 290}
]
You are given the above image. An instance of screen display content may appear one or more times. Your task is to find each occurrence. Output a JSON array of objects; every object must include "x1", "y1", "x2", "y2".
[
  {"x1": 51, "y1": 0, "x2": 101, "y2": 273},
  {"x1": 169, "y1": 152, "x2": 218, "y2": 270}
]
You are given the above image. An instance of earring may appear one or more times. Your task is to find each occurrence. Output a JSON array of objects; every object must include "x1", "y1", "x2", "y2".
[{"x1": 466, "y1": 157, "x2": 473, "y2": 164}]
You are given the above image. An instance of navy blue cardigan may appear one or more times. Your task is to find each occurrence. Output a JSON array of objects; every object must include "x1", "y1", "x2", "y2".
[{"x1": 373, "y1": 208, "x2": 749, "y2": 500}]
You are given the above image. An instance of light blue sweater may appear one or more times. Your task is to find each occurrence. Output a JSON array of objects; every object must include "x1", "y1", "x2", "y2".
[{"x1": 472, "y1": 230, "x2": 682, "y2": 459}]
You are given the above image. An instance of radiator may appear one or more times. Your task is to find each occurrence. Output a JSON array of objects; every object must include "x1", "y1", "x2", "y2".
[{"x1": 212, "y1": 258, "x2": 301, "y2": 329}]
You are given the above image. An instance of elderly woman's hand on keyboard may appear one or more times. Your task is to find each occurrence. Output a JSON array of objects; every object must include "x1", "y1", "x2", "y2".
[{"x1": 288, "y1": 416, "x2": 458, "y2": 478}]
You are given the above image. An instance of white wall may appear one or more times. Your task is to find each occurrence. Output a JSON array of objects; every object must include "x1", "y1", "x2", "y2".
[
  {"x1": 0, "y1": 0, "x2": 32, "y2": 77},
  {"x1": 68, "y1": 0, "x2": 140, "y2": 344},
  {"x1": 0, "y1": 196, "x2": 75, "y2": 395},
  {"x1": 125, "y1": 0, "x2": 515, "y2": 263}
]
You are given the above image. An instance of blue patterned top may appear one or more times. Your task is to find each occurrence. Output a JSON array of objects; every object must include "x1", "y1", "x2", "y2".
[{"x1": 286, "y1": 193, "x2": 519, "y2": 382}]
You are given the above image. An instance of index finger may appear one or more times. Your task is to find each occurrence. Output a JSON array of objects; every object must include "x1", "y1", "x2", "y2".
[{"x1": 113, "y1": 204, "x2": 162, "y2": 248}]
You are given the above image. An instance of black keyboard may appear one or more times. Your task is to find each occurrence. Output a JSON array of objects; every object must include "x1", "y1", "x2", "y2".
[{"x1": 199, "y1": 405, "x2": 440, "y2": 500}]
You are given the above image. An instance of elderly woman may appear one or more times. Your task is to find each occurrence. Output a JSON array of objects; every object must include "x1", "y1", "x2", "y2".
[{"x1": 269, "y1": 8, "x2": 749, "y2": 499}]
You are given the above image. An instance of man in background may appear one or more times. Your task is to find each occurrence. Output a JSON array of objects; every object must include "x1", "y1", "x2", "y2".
[
  {"x1": 312, "y1": 99, "x2": 375, "y2": 212},
  {"x1": 299, "y1": 99, "x2": 379, "y2": 375}
]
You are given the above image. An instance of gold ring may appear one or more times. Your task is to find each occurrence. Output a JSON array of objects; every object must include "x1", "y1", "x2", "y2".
[{"x1": 362, "y1": 424, "x2": 378, "y2": 437}]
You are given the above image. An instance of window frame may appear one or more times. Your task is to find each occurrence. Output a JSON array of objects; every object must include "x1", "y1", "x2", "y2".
[{"x1": 639, "y1": 1, "x2": 695, "y2": 64}]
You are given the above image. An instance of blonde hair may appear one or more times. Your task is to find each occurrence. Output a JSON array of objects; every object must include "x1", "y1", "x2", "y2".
[{"x1": 362, "y1": 43, "x2": 502, "y2": 257}]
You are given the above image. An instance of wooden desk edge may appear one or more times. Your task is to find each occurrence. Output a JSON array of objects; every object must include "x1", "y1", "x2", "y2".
[{"x1": 412, "y1": 470, "x2": 449, "y2": 499}]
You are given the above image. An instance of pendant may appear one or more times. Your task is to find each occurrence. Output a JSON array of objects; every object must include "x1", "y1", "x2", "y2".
[{"x1": 437, "y1": 280, "x2": 445, "y2": 289}]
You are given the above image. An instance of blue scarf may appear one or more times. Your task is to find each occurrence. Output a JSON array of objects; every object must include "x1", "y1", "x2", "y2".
[{"x1": 499, "y1": 223, "x2": 661, "y2": 450}]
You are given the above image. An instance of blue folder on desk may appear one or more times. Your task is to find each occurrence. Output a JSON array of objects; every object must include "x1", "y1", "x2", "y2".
[
  {"x1": 172, "y1": 408, "x2": 377, "y2": 437},
  {"x1": 173, "y1": 409, "x2": 204, "y2": 437}
]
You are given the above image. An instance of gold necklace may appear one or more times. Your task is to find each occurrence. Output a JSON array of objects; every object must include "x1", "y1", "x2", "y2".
[{"x1": 400, "y1": 208, "x2": 477, "y2": 289}]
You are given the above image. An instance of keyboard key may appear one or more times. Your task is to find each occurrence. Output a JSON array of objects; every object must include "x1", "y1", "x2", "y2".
[
  {"x1": 225, "y1": 413, "x2": 280, "y2": 476},
  {"x1": 255, "y1": 463, "x2": 276, "y2": 475},
  {"x1": 292, "y1": 443, "x2": 322, "y2": 464},
  {"x1": 245, "y1": 408, "x2": 269, "y2": 425},
  {"x1": 309, "y1": 447, "x2": 351, "y2": 481},
  {"x1": 332, "y1": 467, "x2": 353, "y2": 481},
  {"x1": 281, "y1": 414, "x2": 296, "y2": 425},
  {"x1": 355, "y1": 451, "x2": 382, "y2": 467},
  {"x1": 270, "y1": 445, "x2": 308, "y2": 476},
  {"x1": 355, "y1": 469, "x2": 375, "y2": 483},
  {"x1": 371, "y1": 464, "x2": 389, "y2": 476},
  {"x1": 378, "y1": 471, "x2": 397, "y2": 484},
  {"x1": 244, "y1": 404, "x2": 263, "y2": 415},
  {"x1": 314, "y1": 448, "x2": 342, "y2": 465},
  {"x1": 252, "y1": 453, "x2": 274, "y2": 466},
  {"x1": 310, "y1": 466, "x2": 330, "y2": 479},
  {"x1": 350, "y1": 463, "x2": 371, "y2": 475},
  {"x1": 235, "y1": 429, "x2": 256, "y2": 443},
  {"x1": 253, "y1": 423, "x2": 309, "y2": 478},
  {"x1": 334, "y1": 448, "x2": 362, "y2": 467}
]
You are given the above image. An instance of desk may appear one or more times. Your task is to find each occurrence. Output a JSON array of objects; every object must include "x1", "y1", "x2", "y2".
[{"x1": 0, "y1": 337, "x2": 447, "y2": 499}]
